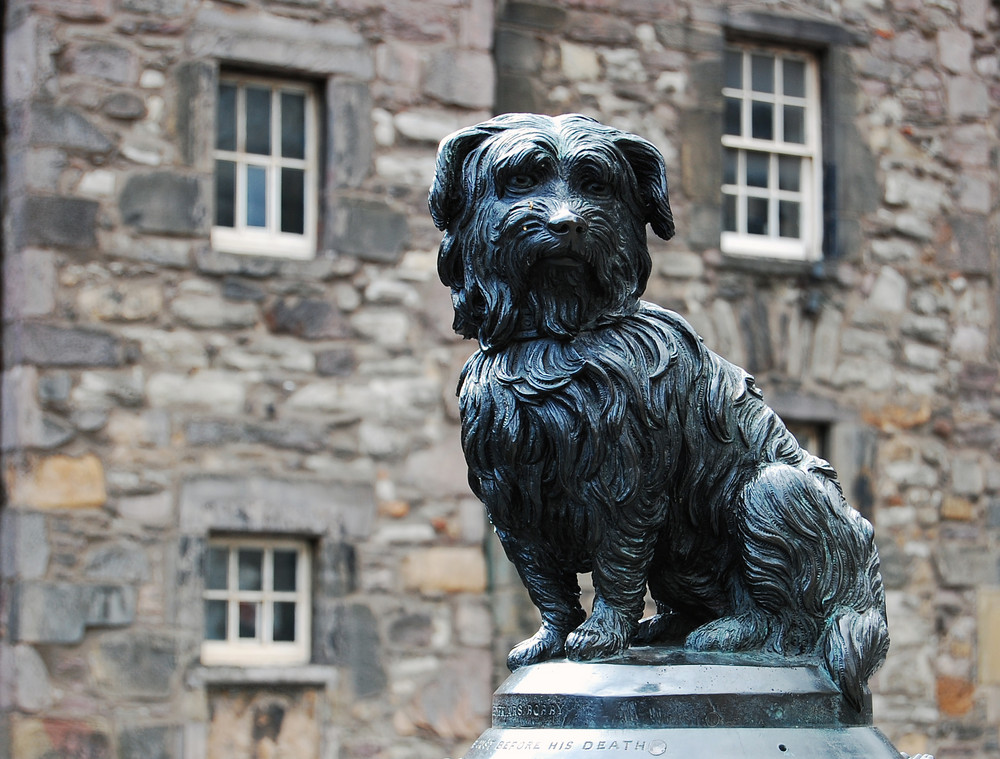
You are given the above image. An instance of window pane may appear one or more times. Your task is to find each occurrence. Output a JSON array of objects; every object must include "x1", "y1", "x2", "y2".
[
  {"x1": 724, "y1": 97, "x2": 742, "y2": 136},
  {"x1": 784, "y1": 105, "x2": 805, "y2": 144},
  {"x1": 751, "y1": 101, "x2": 773, "y2": 140},
  {"x1": 246, "y1": 166, "x2": 267, "y2": 228},
  {"x1": 238, "y1": 548, "x2": 263, "y2": 590},
  {"x1": 281, "y1": 91, "x2": 306, "y2": 159},
  {"x1": 783, "y1": 58, "x2": 806, "y2": 98},
  {"x1": 722, "y1": 148, "x2": 738, "y2": 186},
  {"x1": 778, "y1": 155, "x2": 801, "y2": 192},
  {"x1": 217, "y1": 83, "x2": 237, "y2": 151},
  {"x1": 722, "y1": 193, "x2": 737, "y2": 233},
  {"x1": 273, "y1": 602, "x2": 296, "y2": 642},
  {"x1": 204, "y1": 600, "x2": 227, "y2": 640},
  {"x1": 273, "y1": 550, "x2": 298, "y2": 591},
  {"x1": 746, "y1": 152, "x2": 769, "y2": 188},
  {"x1": 779, "y1": 200, "x2": 801, "y2": 238},
  {"x1": 724, "y1": 50, "x2": 742, "y2": 89},
  {"x1": 747, "y1": 196, "x2": 768, "y2": 235},
  {"x1": 215, "y1": 160, "x2": 236, "y2": 228},
  {"x1": 245, "y1": 86, "x2": 272, "y2": 155},
  {"x1": 280, "y1": 168, "x2": 305, "y2": 235},
  {"x1": 206, "y1": 546, "x2": 229, "y2": 590},
  {"x1": 751, "y1": 54, "x2": 774, "y2": 93},
  {"x1": 238, "y1": 601, "x2": 258, "y2": 639}
]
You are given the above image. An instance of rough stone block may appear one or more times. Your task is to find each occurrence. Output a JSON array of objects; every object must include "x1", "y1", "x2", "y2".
[
  {"x1": 146, "y1": 371, "x2": 246, "y2": 414},
  {"x1": 328, "y1": 80, "x2": 373, "y2": 190},
  {"x1": 326, "y1": 603, "x2": 386, "y2": 697},
  {"x1": 264, "y1": 298, "x2": 350, "y2": 340},
  {"x1": 978, "y1": 587, "x2": 1000, "y2": 685},
  {"x1": 944, "y1": 215, "x2": 992, "y2": 275},
  {"x1": 399, "y1": 651, "x2": 491, "y2": 741},
  {"x1": 316, "y1": 348, "x2": 356, "y2": 377},
  {"x1": 29, "y1": 104, "x2": 113, "y2": 153},
  {"x1": 501, "y1": 1, "x2": 568, "y2": 29},
  {"x1": 424, "y1": 50, "x2": 495, "y2": 109},
  {"x1": 947, "y1": 77, "x2": 989, "y2": 119},
  {"x1": 119, "y1": 726, "x2": 173, "y2": 759},
  {"x1": 9, "y1": 717, "x2": 111, "y2": 759},
  {"x1": 102, "y1": 93, "x2": 146, "y2": 120},
  {"x1": 11, "y1": 582, "x2": 86, "y2": 643},
  {"x1": 495, "y1": 29, "x2": 544, "y2": 74},
  {"x1": 22, "y1": 196, "x2": 98, "y2": 250},
  {"x1": 68, "y1": 41, "x2": 136, "y2": 84},
  {"x1": 84, "y1": 585, "x2": 137, "y2": 628},
  {"x1": 170, "y1": 293, "x2": 258, "y2": 330},
  {"x1": 95, "y1": 632, "x2": 176, "y2": 696},
  {"x1": 9, "y1": 454, "x2": 107, "y2": 510},
  {"x1": 0, "y1": 510, "x2": 49, "y2": 580},
  {"x1": 936, "y1": 543, "x2": 1000, "y2": 587},
  {"x1": 3, "y1": 249, "x2": 55, "y2": 320},
  {"x1": 175, "y1": 61, "x2": 214, "y2": 167},
  {"x1": 120, "y1": 173, "x2": 207, "y2": 235},
  {"x1": 401, "y1": 547, "x2": 487, "y2": 594},
  {"x1": 6, "y1": 323, "x2": 124, "y2": 369},
  {"x1": 333, "y1": 198, "x2": 408, "y2": 263},
  {"x1": 189, "y1": 8, "x2": 373, "y2": 78},
  {"x1": 9, "y1": 644, "x2": 54, "y2": 712},
  {"x1": 178, "y1": 475, "x2": 375, "y2": 538},
  {"x1": 402, "y1": 436, "x2": 471, "y2": 498},
  {"x1": 83, "y1": 540, "x2": 150, "y2": 582}
]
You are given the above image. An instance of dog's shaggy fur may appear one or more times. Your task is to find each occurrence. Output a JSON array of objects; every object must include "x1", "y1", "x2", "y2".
[{"x1": 430, "y1": 113, "x2": 888, "y2": 710}]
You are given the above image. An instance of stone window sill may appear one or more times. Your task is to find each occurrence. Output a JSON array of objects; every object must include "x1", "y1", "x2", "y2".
[{"x1": 186, "y1": 664, "x2": 338, "y2": 689}]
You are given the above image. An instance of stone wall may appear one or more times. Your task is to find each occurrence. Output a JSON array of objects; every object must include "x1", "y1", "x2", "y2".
[{"x1": 2, "y1": 0, "x2": 999, "y2": 758}]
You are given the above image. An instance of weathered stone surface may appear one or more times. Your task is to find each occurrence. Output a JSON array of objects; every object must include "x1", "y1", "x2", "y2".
[
  {"x1": 184, "y1": 419, "x2": 327, "y2": 452},
  {"x1": 119, "y1": 726, "x2": 173, "y2": 759},
  {"x1": 3, "y1": 249, "x2": 55, "y2": 320},
  {"x1": 22, "y1": 196, "x2": 98, "y2": 250},
  {"x1": 83, "y1": 540, "x2": 150, "y2": 582},
  {"x1": 170, "y1": 293, "x2": 258, "y2": 330},
  {"x1": 333, "y1": 198, "x2": 408, "y2": 263},
  {"x1": 425, "y1": 50, "x2": 495, "y2": 109},
  {"x1": 326, "y1": 603, "x2": 386, "y2": 697},
  {"x1": 264, "y1": 298, "x2": 350, "y2": 340},
  {"x1": 102, "y1": 92, "x2": 146, "y2": 120},
  {"x1": 29, "y1": 103, "x2": 113, "y2": 153},
  {"x1": 146, "y1": 372, "x2": 246, "y2": 414},
  {"x1": 402, "y1": 436, "x2": 471, "y2": 497},
  {"x1": 5, "y1": 323, "x2": 124, "y2": 369},
  {"x1": 401, "y1": 547, "x2": 487, "y2": 594},
  {"x1": 94, "y1": 631, "x2": 175, "y2": 696},
  {"x1": 178, "y1": 475, "x2": 375, "y2": 538},
  {"x1": 120, "y1": 173, "x2": 206, "y2": 235},
  {"x1": 78, "y1": 283, "x2": 164, "y2": 322},
  {"x1": 9, "y1": 454, "x2": 107, "y2": 510},
  {"x1": 11, "y1": 582, "x2": 86, "y2": 643},
  {"x1": 316, "y1": 348, "x2": 356, "y2": 377},
  {"x1": 68, "y1": 41, "x2": 136, "y2": 84},
  {"x1": 0, "y1": 510, "x2": 49, "y2": 580},
  {"x1": 189, "y1": 8, "x2": 373, "y2": 78},
  {"x1": 84, "y1": 585, "x2": 137, "y2": 627},
  {"x1": 328, "y1": 79, "x2": 374, "y2": 190},
  {"x1": 399, "y1": 652, "x2": 492, "y2": 741},
  {"x1": 9, "y1": 644, "x2": 54, "y2": 712}
]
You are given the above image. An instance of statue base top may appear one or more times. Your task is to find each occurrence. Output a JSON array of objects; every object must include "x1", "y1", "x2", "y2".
[{"x1": 464, "y1": 647, "x2": 902, "y2": 758}]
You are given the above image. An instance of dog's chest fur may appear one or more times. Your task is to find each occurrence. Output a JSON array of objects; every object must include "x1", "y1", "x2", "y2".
[{"x1": 457, "y1": 304, "x2": 799, "y2": 557}]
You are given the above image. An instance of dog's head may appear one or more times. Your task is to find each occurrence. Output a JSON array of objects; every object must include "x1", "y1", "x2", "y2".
[{"x1": 430, "y1": 113, "x2": 674, "y2": 351}]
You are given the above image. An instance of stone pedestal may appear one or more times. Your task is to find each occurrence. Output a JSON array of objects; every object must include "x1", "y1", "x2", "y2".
[{"x1": 465, "y1": 648, "x2": 902, "y2": 758}]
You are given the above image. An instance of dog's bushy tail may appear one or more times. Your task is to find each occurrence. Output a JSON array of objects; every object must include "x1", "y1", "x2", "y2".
[{"x1": 823, "y1": 606, "x2": 890, "y2": 712}]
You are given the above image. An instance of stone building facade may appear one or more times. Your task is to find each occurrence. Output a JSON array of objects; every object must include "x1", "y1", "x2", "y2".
[{"x1": 1, "y1": 1, "x2": 998, "y2": 758}]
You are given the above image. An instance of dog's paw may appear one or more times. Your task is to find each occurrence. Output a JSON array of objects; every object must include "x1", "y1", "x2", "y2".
[
  {"x1": 565, "y1": 603, "x2": 631, "y2": 661},
  {"x1": 633, "y1": 611, "x2": 690, "y2": 645},
  {"x1": 685, "y1": 613, "x2": 770, "y2": 652},
  {"x1": 507, "y1": 625, "x2": 567, "y2": 671}
]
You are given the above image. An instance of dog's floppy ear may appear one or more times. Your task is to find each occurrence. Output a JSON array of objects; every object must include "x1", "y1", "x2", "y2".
[
  {"x1": 429, "y1": 124, "x2": 499, "y2": 232},
  {"x1": 614, "y1": 133, "x2": 675, "y2": 241}
]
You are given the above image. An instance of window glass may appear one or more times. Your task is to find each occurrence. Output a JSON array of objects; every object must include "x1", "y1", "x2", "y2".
[
  {"x1": 216, "y1": 83, "x2": 237, "y2": 151},
  {"x1": 281, "y1": 91, "x2": 307, "y2": 159},
  {"x1": 751, "y1": 54, "x2": 774, "y2": 93},
  {"x1": 238, "y1": 548, "x2": 263, "y2": 591},
  {"x1": 245, "y1": 86, "x2": 271, "y2": 155}
]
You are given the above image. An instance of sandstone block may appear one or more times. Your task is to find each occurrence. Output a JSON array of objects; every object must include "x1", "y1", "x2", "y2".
[
  {"x1": 11, "y1": 582, "x2": 86, "y2": 643},
  {"x1": 978, "y1": 587, "x2": 1000, "y2": 685},
  {"x1": 9, "y1": 454, "x2": 106, "y2": 510},
  {"x1": 333, "y1": 198, "x2": 408, "y2": 263},
  {"x1": 10, "y1": 644, "x2": 54, "y2": 712},
  {"x1": 325, "y1": 603, "x2": 386, "y2": 697},
  {"x1": 94, "y1": 631, "x2": 176, "y2": 697},
  {"x1": 3, "y1": 249, "x2": 55, "y2": 320},
  {"x1": 936, "y1": 675, "x2": 975, "y2": 716},
  {"x1": 402, "y1": 547, "x2": 487, "y2": 594},
  {"x1": 425, "y1": 50, "x2": 495, "y2": 109}
]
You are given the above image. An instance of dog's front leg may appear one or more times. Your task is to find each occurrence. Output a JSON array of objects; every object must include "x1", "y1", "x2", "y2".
[
  {"x1": 565, "y1": 527, "x2": 652, "y2": 661},
  {"x1": 497, "y1": 528, "x2": 587, "y2": 670}
]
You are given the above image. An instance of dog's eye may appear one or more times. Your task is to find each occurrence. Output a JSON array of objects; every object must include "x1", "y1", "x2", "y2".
[
  {"x1": 584, "y1": 179, "x2": 612, "y2": 196},
  {"x1": 507, "y1": 174, "x2": 538, "y2": 192}
]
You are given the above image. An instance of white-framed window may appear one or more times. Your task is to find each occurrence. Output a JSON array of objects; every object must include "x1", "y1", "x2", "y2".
[
  {"x1": 721, "y1": 45, "x2": 822, "y2": 261},
  {"x1": 201, "y1": 537, "x2": 312, "y2": 666},
  {"x1": 212, "y1": 74, "x2": 319, "y2": 259}
]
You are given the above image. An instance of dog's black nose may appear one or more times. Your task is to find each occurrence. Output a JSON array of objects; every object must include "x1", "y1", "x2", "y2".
[{"x1": 547, "y1": 208, "x2": 589, "y2": 242}]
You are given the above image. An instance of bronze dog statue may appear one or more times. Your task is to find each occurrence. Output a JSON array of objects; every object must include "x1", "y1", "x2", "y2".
[{"x1": 430, "y1": 113, "x2": 888, "y2": 710}]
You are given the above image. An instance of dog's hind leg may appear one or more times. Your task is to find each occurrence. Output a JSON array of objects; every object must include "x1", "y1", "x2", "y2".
[{"x1": 496, "y1": 528, "x2": 587, "y2": 670}]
